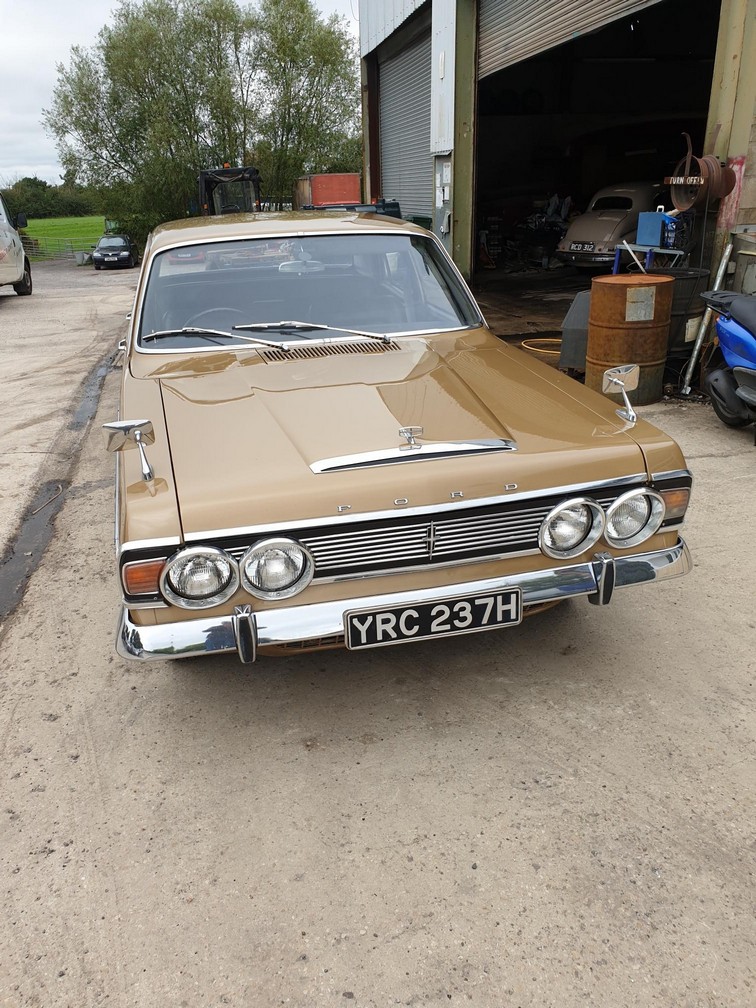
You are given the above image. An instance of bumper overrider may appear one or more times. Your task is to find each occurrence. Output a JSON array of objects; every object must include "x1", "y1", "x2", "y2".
[{"x1": 117, "y1": 537, "x2": 691, "y2": 663}]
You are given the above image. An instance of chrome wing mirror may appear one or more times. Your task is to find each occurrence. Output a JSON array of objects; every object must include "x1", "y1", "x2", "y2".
[
  {"x1": 602, "y1": 365, "x2": 639, "y2": 424},
  {"x1": 103, "y1": 420, "x2": 155, "y2": 481}
]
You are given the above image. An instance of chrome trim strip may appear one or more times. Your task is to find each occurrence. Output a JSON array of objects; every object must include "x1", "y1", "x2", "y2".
[
  {"x1": 320, "y1": 548, "x2": 542, "y2": 583},
  {"x1": 118, "y1": 537, "x2": 181, "y2": 559},
  {"x1": 184, "y1": 474, "x2": 648, "y2": 542},
  {"x1": 651, "y1": 468, "x2": 693, "y2": 483},
  {"x1": 311, "y1": 439, "x2": 518, "y2": 473},
  {"x1": 116, "y1": 537, "x2": 691, "y2": 661},
  {"x1": 113, "y1": 455, "x2": 121, "y2": 553}
]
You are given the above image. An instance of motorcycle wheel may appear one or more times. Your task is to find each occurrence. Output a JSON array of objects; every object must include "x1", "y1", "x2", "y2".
[{"x1": 709, "y1": 391, "x2": 752, "y2": 428}]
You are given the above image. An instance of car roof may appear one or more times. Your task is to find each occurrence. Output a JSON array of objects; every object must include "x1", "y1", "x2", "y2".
[
  {"x1": 589, "y1": 182, "x2": 664, "y2": 201},
  {"x1": 147, "y1": 210, "x2": 426, "y2": 252}
]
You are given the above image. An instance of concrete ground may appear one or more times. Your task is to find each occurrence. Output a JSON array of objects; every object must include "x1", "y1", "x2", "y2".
[
  {"x1": 0, "y1": 259, "x2": 136, "y2": 564},
  {"x1": 472, "y1": 263, "x2": 591, "y2": 339},
  {"x1": 0, "y1": 262, "x2": 754, "y2": 1008}
]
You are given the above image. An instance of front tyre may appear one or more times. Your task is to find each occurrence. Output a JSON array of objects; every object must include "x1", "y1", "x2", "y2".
[
  {"x1": 13, "y1": 259, "x2": 32, "y2": 295},
  {"x1": 705, "y1": 365, "x2": 751, "y2": 428},
  {"x1": 709, "y1": 390, "x2": 752, "y2": 428}
]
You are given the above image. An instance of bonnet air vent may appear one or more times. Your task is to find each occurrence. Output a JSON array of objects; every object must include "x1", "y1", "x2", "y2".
[{"x1": 259, "y1": 340, "x2": 401, "y2": 363}]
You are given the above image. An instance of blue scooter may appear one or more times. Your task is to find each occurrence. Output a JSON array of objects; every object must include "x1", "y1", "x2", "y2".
[{"x1": 700, "y1": 290, "x2": 756, "y2": 441}]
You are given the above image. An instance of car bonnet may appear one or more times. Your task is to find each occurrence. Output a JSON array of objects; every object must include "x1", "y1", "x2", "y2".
[{"x1": 144, "y1": 336, "x2": 649, "y2": 536}]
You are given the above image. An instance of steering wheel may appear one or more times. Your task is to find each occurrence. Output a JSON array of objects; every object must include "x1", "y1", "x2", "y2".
[{"x1": 184, "y1": 308, "x2": 246, "y2": 330}]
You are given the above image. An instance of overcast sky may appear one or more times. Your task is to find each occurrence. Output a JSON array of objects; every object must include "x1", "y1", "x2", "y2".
[{"x1": 0, "y1": 0, "x2": 360, "y2": 186}]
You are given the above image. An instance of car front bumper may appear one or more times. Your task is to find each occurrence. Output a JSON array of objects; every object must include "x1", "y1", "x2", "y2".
[
  {"x1": 555, "y1": 250, "x2": 615, "y2": 266},
  {"x1": 116, "y1": 537, "x2": 691, "y2": 663},
  {"x1": 93, "y1": 256, "x2": 131, "y2": 267}
]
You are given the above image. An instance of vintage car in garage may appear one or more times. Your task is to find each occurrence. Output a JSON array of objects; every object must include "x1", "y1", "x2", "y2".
[
  {"x1": 555, "y1": 181, "x2": 670, "y2": 270},
  {"x1": 105, "y1": 211, "x2": 692, "y2": 663}
]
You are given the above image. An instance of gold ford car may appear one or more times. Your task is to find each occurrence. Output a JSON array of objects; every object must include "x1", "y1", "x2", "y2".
[{"x1": 105, "y1": 212, "x2": 692, "y2": 663}]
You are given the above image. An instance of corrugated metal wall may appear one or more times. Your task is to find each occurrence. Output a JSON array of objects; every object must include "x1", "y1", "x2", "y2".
[
  {"x1": 379, "y1": 31, "x2": 434, "y2": 220},
  {"x1": 430, "y1": 0, "x2": 456, "y2": 153},
  {"x1": 359, "y1": 0, "x2": 426, "y2": 56},
  {"x1": 478, "y1": 0, "x2": 664, "y2": 77}
]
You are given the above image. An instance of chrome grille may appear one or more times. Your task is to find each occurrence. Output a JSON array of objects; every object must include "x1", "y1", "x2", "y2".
[
  {"x1": 224, "y1": 490, "x2": 632, "y2": 581},
  {"x1": 299, "y1": 505, "x2": 550, "y2": 573},
  {"x1": 222, "y1": 493, "x2": 630, "y2": 580},
  {"x1": 303, "y1": 523, "x2": 430, "y2": 571}
]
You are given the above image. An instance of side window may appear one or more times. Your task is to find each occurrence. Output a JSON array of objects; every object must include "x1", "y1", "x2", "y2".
[{"x1": 0, "y1": 196, "x2": 9, "y2": 225}]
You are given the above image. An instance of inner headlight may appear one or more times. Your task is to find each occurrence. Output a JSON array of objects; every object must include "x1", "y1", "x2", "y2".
[
  {"x1": 241, "y1": 538, "x2": 314, "y2": 599},
  {"x1": 540, "y1": 498, "x2": 605, "y2": 559},
  {"x1": 605, "y1": 489, "x2": 665, "y2": 548},
  {"x1": 160, "y1": 546, "x2": 239, "y2": 609}
]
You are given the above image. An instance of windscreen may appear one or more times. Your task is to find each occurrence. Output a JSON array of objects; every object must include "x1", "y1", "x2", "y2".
[
  {"x1": 138, "y1": 232, "x2": 482, "y2": 343},
  {"x1": 590, "y1": 197, "x2": 633, "y2": 212}
]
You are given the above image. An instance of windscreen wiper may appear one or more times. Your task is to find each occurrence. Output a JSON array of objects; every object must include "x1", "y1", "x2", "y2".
[
  {"x1": 233, "y1": 320, "x2": 391, "y2": 343},
  {"x1": 140, "y1": 327, "x2": 290, "y2": 348}
]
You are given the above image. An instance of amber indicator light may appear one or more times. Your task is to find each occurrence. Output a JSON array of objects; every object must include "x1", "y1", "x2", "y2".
[
  {"x1": 123, "y1": 559, "x2": 165, "y2": 595},
  {"x1": 659, "y1": 488, "x2": 690, "y2": 519}
]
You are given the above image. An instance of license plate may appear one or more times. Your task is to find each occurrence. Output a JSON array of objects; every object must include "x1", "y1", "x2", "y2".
[
  {"x1": 344, "y1": 588, "x2": 522, "y2": 650},
  {"x1": 105, "y1": 255, "x2": 117, "y2": 261},
  {"x1": 570, "y1": 241, "x2": 595, "y2": 252}
]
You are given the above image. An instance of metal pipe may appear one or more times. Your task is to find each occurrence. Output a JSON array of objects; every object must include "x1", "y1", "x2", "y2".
[
  {"x1": 680, "y1": 239, "x2": 734, "y2": 395},
  {"x1": 621, "y1": 240, "x2": 647, "y2": 273}
]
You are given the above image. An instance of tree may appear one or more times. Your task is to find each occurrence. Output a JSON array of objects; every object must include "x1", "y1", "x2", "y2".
[
  {"x1": 251, "y1": 0, "x2": 362, "y2": 205},
  {"x1": 44, "y1": 0, "x2": 259, "y2": 237},
  {"x1": 1, "y1": 177, "x2": 55, "y2": 218},
  {"x1": 0, "y1": 175, "x2": 103, "y2": 219},
  {"x1": 43, "y1": 0, "x2": 362, "y2": 237}
]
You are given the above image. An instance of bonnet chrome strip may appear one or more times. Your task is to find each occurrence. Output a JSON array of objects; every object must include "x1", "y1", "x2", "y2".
[{"x1": 310, "y1": 438, "x2": 518, "y2": 473}]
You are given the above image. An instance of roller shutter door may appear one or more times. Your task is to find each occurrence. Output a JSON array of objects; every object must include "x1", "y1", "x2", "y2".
[
  {"x1": 379, "y1": 30, "x2": 433, "y2": 221},
  {"x1": 479, "y1": 0, "x2": 665, "y2": 78}
]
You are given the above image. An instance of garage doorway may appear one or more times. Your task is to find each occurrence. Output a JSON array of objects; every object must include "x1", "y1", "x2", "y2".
[{"x1": 475, "y1": 0, "x2": 721, "y2": 279}]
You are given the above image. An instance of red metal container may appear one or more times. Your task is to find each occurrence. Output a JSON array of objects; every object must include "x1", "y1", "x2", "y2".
[{"x1": 295, "y1": 173, "x2": 361, "y2": 208}]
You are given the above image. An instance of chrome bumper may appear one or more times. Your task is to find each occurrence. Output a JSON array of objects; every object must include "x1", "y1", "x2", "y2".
[{"x1": 116, "y1": 537, "x2": 691, "y2": 663}]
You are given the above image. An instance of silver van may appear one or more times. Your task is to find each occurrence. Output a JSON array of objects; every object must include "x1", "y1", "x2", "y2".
[{"x1": 0, "y1": 193, "x2": 32, "y2": 295}]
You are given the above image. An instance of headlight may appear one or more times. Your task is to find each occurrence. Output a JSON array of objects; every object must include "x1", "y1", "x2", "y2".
[
  {"x1": 539, "y1": 498, "x2": 605, "y2": 559},
  {"x1": 240, "y1": 538, "x2": 314, "y2": 599},
  {"x1": 604, "y1": 489, "x2": 665, "y2": 548},
  {"x1": 160, "y1": 546, "x2": 239, "y2": 609}
]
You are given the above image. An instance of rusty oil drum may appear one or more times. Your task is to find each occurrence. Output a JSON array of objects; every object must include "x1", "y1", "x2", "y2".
[{"x1": 585, "y1": 274, "x2": 674, "y2": 405}]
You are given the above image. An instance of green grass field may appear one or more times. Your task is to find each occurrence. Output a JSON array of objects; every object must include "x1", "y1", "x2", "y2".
[{"x1": 24, "y1": 215, "x2": 106, "y2": 242}]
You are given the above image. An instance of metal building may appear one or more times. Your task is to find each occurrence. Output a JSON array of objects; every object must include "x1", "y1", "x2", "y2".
[{"x1": 358, "y1": 0, "x2": 756, "y2": 278}]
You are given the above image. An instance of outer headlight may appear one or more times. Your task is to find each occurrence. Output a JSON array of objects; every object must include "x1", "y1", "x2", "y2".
[
  {"x1": 160, "y1": 546, "x2": 239, "y2": 609},
  {"x1": 539, "y1": 497, "x2": 605, "y2": 559},
  {"x1": 604, "y1": 489, "x2": 665, "y2": 548},
  {"x1": 241, "y1": 538, "x2": 314, "y2": 600}
]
